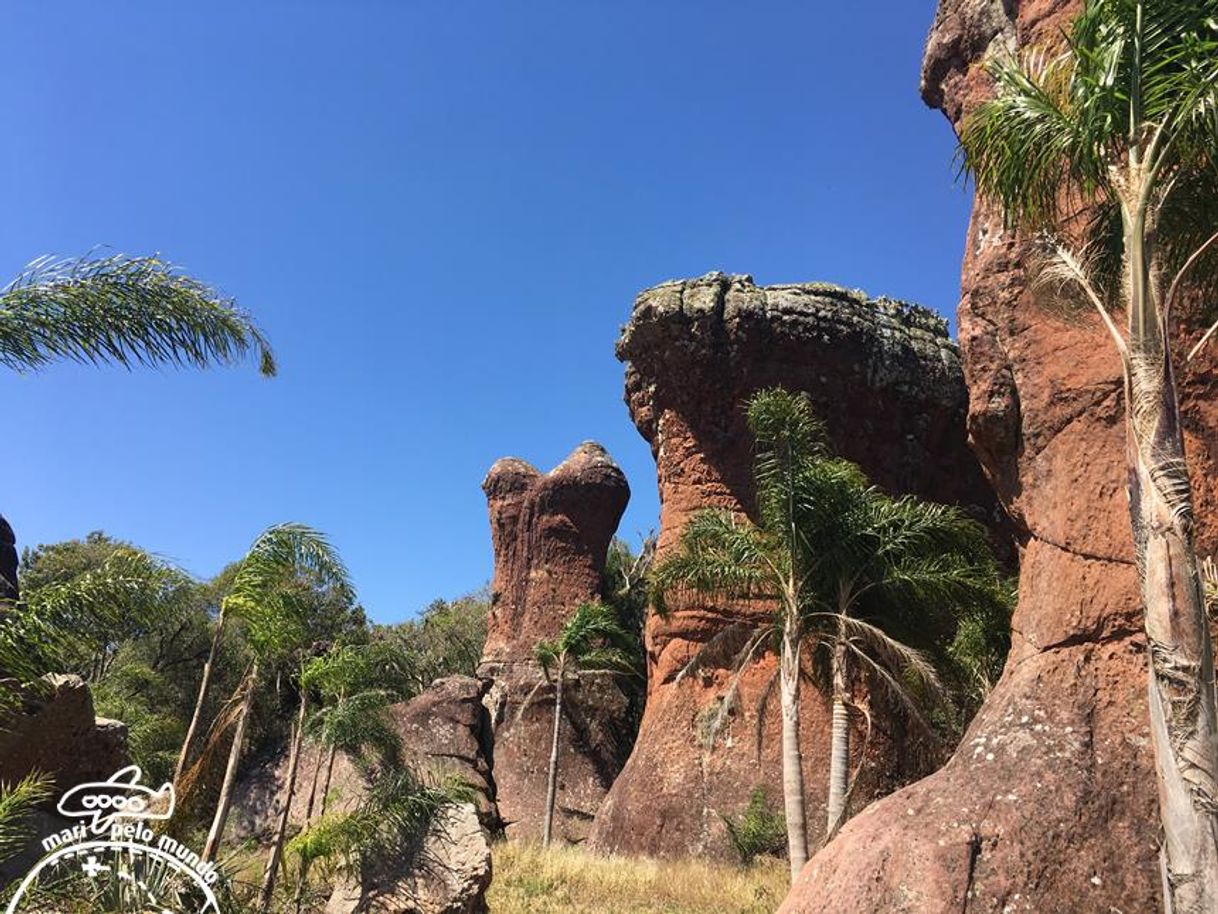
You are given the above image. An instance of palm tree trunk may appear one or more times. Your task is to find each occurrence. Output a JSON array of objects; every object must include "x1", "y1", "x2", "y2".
[
  {"x1": 1127, "y1": 342, "x2": 1218, "y2": 912},
  {"x1": 779, "y1": 613, "x2": 809, "y2": 882},
  {"x1": 319, "y1": 745, "x2": 338, "y2": 814},
  {"x1": 825, "y1": 641, "x2": 850, "y2": 836},
  {"x1": 542, "y1": 664, "x2": 564, "y2": 848},
  {"x1": 257, "y1": 689, "x2": 308, "y2": 914},
  {"x1": 291, "y1": 740, "x2": 325, "y2": 914},
  {"x1": 202, "y1": 660, "x2": 257, "y2": 864},
  {"x1": 291, "y1": 749, "x2": 323, "y2": 914},
  {"x1": 175, "y1": 605, "x2": 226, "y2": 786}
]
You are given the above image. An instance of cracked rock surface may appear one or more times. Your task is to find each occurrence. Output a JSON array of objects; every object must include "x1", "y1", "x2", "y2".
[
  {"x1": 588, "y1": 273, "x2": 1002, "y2": 860},
  {"x1": 779, "y1": 1, "x2": 1218, "y2": 910}
]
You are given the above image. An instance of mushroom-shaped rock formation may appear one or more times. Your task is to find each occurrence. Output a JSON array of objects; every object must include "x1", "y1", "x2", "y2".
[
  {"x1": 778, "y1": 2, "x2": 1218, "y2": 911},
  {"x1": 478, "y1": 442, "x2": 632, "y2": 843},
  {"x1": 588, "y1": 273, "x2": 1004, "y2": 860}
]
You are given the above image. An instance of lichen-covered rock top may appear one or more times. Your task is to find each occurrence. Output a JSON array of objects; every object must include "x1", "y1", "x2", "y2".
[{"x1": 617, "y1": 273, "x2": 964, "y2": 440}]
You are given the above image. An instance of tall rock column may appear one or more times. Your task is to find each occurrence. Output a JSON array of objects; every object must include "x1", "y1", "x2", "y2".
[
  {"x1": 588, "y1": 273, "x2": 1003, "y2": 860},
  {"x1": 778, "y1": 2, "x2": 1218, "y2": 911},
  {"x1": 478, "y1": 442, "x2": 631, "y2": 843}
]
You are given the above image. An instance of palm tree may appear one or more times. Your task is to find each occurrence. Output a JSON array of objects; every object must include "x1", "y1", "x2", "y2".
[
  {"x1": 531, "y1": 602, "x2": 636, "y2": 848},
  {"x1": 198, "y1": 524, "x2": 352, "y2": 865},
  {"x1": 652, "y1": 389, "x2": 1003, "y2": 881},
  {"x1": 286, "y1": 642, "x2": 412, "y2": 914},
  {"x1": 957, "y1": 2, "x2": 1218, "y2": 906},
  {"x1": 799, "y1": 481, "x2": 999, "y2": 839}
]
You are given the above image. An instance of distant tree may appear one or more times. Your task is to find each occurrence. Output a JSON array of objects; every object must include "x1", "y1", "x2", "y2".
[
  {"x1": 0, "y1": 542, "x2": 184, "y2": 694},
  {"x1": 957, "y1": 2, "x2": 1218, "y2": 905},
  {"x1": 600, "y1": 536, "x2": 655, "y2": 745},
  {"x1": 531, "y1": 602, "x2": 636, "y2": 847},
  {"x1": 378, "y1": 590, "x2": 489, "y2": 691}
]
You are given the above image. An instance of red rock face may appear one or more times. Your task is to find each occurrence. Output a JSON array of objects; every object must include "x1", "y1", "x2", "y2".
[
  {"x1": 587, "y1": 274, "x2": 1003, "y2": 860},
  {"x1": 778, "y1": 3, "x2": 1218, "y2": 911},
  {"x1": 478, "y1": 442, "x2": 632, "y2": 843}
]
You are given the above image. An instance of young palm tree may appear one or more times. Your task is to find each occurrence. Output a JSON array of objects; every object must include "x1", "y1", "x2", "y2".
[
  {"x1": 958, "y1": 3, "x2": 1218, "y2": 906},
  {"x1": 801, "y1": 484, "x2": 999, "y2": 839},
  {"x1": 198, "y1": 524, "x2": 352, "y2": 865},
  {"x1": 531, "y1": 602, "x2": 636, "y2": 848},
  {"x1": 286, "y1": 642, "x2": 412, "y2": 914},
  {"x1": 653, "y1": 389, "x2": 1003, "y2": 881}
]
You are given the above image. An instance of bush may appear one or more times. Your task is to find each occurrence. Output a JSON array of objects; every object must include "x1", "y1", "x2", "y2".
[{"x1": 720, "y1": 787, "x2": 786, "y2": 866}]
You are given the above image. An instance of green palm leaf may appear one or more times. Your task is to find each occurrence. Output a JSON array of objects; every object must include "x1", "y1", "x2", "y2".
[{"x1": 0, "y1": 253, "x2": 274, "y2": 376}]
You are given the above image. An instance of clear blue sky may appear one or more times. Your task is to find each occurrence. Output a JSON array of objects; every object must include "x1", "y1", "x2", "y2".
[{"x1": 1, "y1": 2, "x2": 970, "y2": 624}]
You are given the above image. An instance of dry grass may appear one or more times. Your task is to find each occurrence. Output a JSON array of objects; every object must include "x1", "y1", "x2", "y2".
[{"x1": 487, "y1": 842, "x2": 788, "y2": 914}]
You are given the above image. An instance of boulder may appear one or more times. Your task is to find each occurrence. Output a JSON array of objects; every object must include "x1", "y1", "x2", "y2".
[
  {"x1": 588, "y1": 273, "x2": 1003, "y2": 860},
  {"x1": 477, "y1": 442, "x2": 632, "y2": 843},
  {"x1": 324, "y1": 803, "x2": 491, "y2": 914},
  {"x1": 0, "y1": 514, "x2": 18, "y2": 602},
  {"x1": 231, "y1": 676, "x2": 496, "y2": 914},
  {"x1": 777, "y1": 2, "x2": 1218, "y2": 911},
  {"x1": 0, "y1": 673, "x2": 129, "y2": 791},
  {"x1": 232, "y1": 676, "x2": 498, "y2": 838}
]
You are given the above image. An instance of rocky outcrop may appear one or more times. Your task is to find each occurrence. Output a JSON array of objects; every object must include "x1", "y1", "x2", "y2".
[
  {"x1": 0, "y1": 514, "x2": 18, "y2": 602},
  {"x1": 777, "y1": 3, "x2": 1215, "y2": 911},
  {"x1": 324, "y1": 803, "x2": 492, "y2": 914},
  {"x1": 232, "y1": 676, "x2": 495, "y2": 914},
  {"x1": 478, "y1": 442, "x2": 631, "y2": 843},
  {"x1": 232, "y1": 676, "x2": 498, "y2": 837},
  {"x1": 0, "y1": 673, "x2": 129, "y2": 791},
  {"x1": 588, "y1": 274, "x2": 1003, "y2": 860}
]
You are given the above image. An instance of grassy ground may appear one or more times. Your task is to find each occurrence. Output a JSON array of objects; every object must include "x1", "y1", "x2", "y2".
[{"x1": 487, "y1": 842, "x2": 788, "y2": 914}]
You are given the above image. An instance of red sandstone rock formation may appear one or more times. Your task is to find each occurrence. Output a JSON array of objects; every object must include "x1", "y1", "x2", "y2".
[
  {"x1": 587, "y1": 274, "x2": 1002, "y2": 860},
  {"x1": 478, "y1": 442, "x2": 631, "y2": 843},
  {"x1": 777, "y1": 3, "x2": 1218, "y2": 911}
]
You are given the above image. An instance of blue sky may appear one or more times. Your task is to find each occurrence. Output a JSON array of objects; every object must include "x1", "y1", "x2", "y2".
[{"x1": 1, "y1": 2, "x2": 971, "y2": 623}]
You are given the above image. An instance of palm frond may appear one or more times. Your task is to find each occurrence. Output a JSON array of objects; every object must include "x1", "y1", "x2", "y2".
[
  {"x1": 839, "y1": 614, "x2": 947, "y2": 708},
  {"x1": 651, "y1": 509, "x2": 779, "y2": 615},
  {"x1": 1, "y1": 547, "x2": 182, "y2": 682},
  {"x1": 748, "y1": 388, "x2": 830, "y2": 543},
  {"x1": 224, "y1": 523, "x2": 353, "y2": 660},
  {"x1": 960, "y1": 46, "x2": 1108, "y2": 229},
  {"x1": 0, "y1": 253, "x2": 274, "y2": 376},
  {"x1": 552, "y1": 602, "x2": 639, "y2": 676},
  {"x1": 0, "y1": 772, "x2": 53, "y2": 863}
]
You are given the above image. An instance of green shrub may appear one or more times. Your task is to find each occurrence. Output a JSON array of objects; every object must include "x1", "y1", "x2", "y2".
[{"x1": 720, "y1": 787, "x2": 786, "y2": 865}]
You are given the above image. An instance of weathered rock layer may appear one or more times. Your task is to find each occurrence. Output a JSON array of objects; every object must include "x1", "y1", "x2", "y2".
[
  {"x1": 778, "y1": 2, "x2": 1218, "y2": 911},
  {"x1": 588, "y1": 273, "x2": 1002, "y2": 860},
  {"x1": 478, "y1": 442, "x2": 632, "y2": 843}
]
